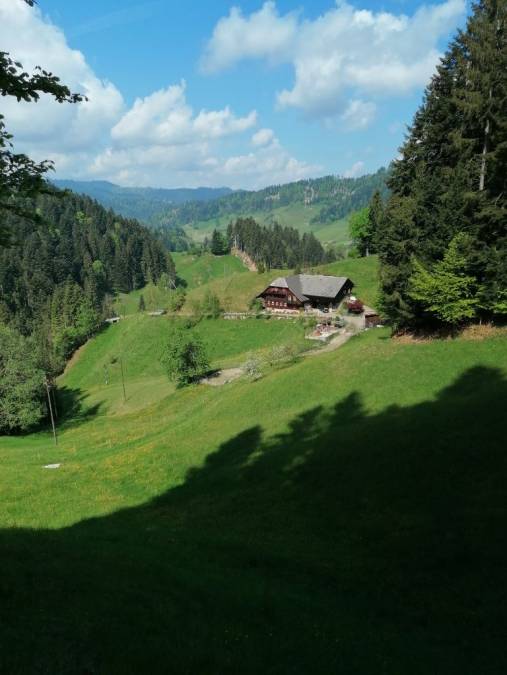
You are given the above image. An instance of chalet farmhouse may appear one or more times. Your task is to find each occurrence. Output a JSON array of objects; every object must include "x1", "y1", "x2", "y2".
[{"x1": 258, "y1": 274, "x2": 353, "y2": 311}]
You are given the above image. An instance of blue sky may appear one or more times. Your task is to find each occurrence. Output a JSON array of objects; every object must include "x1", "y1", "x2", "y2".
[{"x1": 0, "y1": 0, "x2": 469, "y2": 189}]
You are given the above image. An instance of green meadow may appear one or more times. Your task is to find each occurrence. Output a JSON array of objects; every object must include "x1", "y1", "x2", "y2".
[
  {"x1": 1, "y1": 258, "x2": 506, "y2": 673},
  {"x1": 183, "y1": 201, "x2": 351, "y2": 246},
  {"x1": 115, "y1": 252, "x2": 381, "y2": 316}
]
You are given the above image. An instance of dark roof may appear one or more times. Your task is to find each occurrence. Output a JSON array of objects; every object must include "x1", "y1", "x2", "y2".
[{"x1": 259, "y1": 274, "x2": 352, "y2": 302}]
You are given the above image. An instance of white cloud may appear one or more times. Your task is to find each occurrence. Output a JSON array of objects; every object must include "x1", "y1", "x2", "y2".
[
  {"x1": 340, "y1": 100, "x2": 377, "y2": 131},
  {"x1": 203, "y1": 0, "x2": 466, "y2": 120},
  {"x1": 251, "y1": 128, "x2": 276, "y2": 147},
  {"x1": 201, "y1": 1, "x2": 298, "y2": 73},
  {"x1": 219, "y1": 140, "x2": 320, "y2": 189},
  {"x1": 0, "y1": 0, "x2": 314, "y2": 190},
  {"x1": 343, "y1": 161, "x2": 365, "y2": 178},
  {"x1": 89, "y1": 134, "x2": 318, "y2": 190},
  {"x1": 111, "y1": 81, "x2": 257, "y2": 147},
  {"x1": 0, "y1": 0, "x2": 124, "y2": 153}
]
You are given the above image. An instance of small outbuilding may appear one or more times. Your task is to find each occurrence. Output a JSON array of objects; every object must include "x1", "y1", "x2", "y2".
[{"x1": 105, "y1": 316, "x2": 121, "y2": 324}]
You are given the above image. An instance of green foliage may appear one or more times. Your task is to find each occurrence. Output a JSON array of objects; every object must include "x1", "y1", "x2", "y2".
[
  {"x1": 249, "y1": 298, "x2": 264, "y2": 314},
  {"x1": 379, "y1": 1, "x2": 507, "y2": 328},
  {"x1": 210, "y1": 228, "x2": 228, "y2": 255},
  {"x1": 151, "y1": 169, "x2": 389, "y2": 233},
  {"x1": 201, "y1": 289, "x2": 222, "y2": 319},
  {"x1": 266, "y1": 343, "x2": 299, "y2": 367},
  {"x1": 161, "y1": 325, "x2": 210, "y2": 386},
  {"x1": 0, "y1": 7, "x2": 84, "y2": 243},
  {"x1": 1, "y1": 326, "x2": 507, "y2": 672},
  {"x1": 243, "y1": 355, "x2": 263, "y2": 381},
  {"x1": 157, "y1": 272, "x2": 176, "y2": 291},
  {"x1": 349, "y1": 191, "x2": 384, "y2": 257},
  {"x1": 0, "y1": 190, "x2": 170, "y2": 340},
  {"x1": 409, "y1": 234, "x2": 480, "y2": 325},
  {"x1": 228, "y1": 217, "x2": 326, "y2": 269},
  {"x1": 0, "y1": 324, "x2": 45, "y2": 433},
  {"x1": 167, "y1": 287, "x2": 186, "y2": 312},
  {"x1": 49, "y1": 280, "x2": 101, "y2": 364},
  {"x1": 349, "y1": 208, "x2": 370, "y2": 253}
]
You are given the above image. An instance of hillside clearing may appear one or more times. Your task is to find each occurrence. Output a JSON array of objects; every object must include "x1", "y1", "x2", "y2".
[{"x1": 1, "y1": 323, "x2": 506, "y2": 673}]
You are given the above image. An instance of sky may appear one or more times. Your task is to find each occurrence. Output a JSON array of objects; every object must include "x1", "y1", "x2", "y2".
[{"x1": 0, "y1": 0, "x2": 469, "y2": 190}]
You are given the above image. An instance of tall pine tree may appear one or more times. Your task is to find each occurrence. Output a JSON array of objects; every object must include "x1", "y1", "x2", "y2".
[{"x1": 379, "y1": 0, "x2": 507, "y2": 329}]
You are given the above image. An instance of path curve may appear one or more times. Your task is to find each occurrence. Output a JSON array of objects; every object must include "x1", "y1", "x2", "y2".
[{"x1": 201, "y1": 328, "x2": 356, "y2": 386}]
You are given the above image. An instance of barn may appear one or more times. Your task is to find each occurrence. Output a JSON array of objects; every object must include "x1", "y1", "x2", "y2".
[{"x1": 257, "y1": 274, "x2": 353, "y2": 311}]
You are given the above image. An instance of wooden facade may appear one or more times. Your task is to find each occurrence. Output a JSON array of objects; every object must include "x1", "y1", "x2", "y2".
[
  {"x1": 258, "y1": 274, "x2": 354, "y2": 311},
  {"x1": 261, "y1": 286, "x2": 303, "y2": 310}
]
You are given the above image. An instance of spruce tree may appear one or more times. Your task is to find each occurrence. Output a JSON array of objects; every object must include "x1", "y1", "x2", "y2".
[{"x1": 379, "y1": 0, "x2": 507, "y2": 329}]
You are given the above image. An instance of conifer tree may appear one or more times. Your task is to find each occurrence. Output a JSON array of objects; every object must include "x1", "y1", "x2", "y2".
[{"x1": 379, "y1": 0, "x2": 507, "y2": 329}]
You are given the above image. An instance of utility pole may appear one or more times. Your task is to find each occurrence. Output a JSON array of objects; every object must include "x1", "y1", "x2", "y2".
[
  {"x1": 45, "y1": 377, "x2": 58, "y2": 446},
  {"x1": 51, "y1": 384, "x2": 58, "y2": 419},
  {"x1": 119, "y1": 357, "x2": 127, "y2": 403}
]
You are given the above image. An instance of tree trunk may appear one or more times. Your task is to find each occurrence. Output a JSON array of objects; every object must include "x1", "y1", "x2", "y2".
[{"x1": 479, "y1": 105, "x2": 490, "y2": 192}]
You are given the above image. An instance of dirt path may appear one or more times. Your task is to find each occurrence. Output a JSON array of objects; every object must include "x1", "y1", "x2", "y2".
[
  {"x1": 231, "y1": 246, "x2": 258, "y2": 272},
  {"x1": 201, "y1": 329, "x2": 356, "y2": 386},
  {"x1": 305, "y1": 330, "x2": 354, "y2": 356},
  {"x1": 200, "y1": 368, "x2": 244, "y2": 386}
]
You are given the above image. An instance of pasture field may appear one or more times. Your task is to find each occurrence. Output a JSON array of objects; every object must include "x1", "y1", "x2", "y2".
[
  {"x1": 1, "y1": 318, "x2": 506, "y2": 673},
  {"x1": 114, "y1": 251, "x2": 379, "y2": 318},
  {"x1": 183, "y1": 201, "x2": 351, "y2": 246},
  {"x1": 179, "y1": 253, "x2": 380, "y2": 312}
]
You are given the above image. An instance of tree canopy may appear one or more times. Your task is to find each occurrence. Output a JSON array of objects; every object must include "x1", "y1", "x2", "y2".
[
  {"x1": 378, "y1": 0, "x2": 507, "y2": 329},
  {"x1": 0, "y1": 1, "x2": 84, "y2": 244},
  {"x1": 161, "y1": 326, "x2": 210, "y2": 386}
]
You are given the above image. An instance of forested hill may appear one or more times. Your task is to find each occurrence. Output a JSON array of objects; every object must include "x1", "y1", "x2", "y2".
[
  {"x1": 157, "y1": 168, "x2": 389, "y2": 229},
  {"x1": 52, "y1": 180, "x2": 234, "y2": 223},
  {"x1": 0, "y1": 190, "x2": 172, "y2": 373}
]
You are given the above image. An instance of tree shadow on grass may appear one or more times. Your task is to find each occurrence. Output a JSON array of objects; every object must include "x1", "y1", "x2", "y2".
[
  {"x1": 1, "y1": 367, "x2": 507, "y2": 674},
  {"x1": 53, "y1": 385, "x2": 104, "y2": 430}
]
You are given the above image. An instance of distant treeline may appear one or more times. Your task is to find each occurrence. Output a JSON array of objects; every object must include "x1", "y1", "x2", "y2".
[
  {"x1": 155, "y1": 168, "x2": 390, "y2": 230},
  {"x1": 0, "y1": 190, "x2": 173, "y2": 371},
  {"x1": 53, "y1": 180, "x2": 233, "y2": 224},
  {"x1": 226, "y1": 218, "x2": 330, "y2": 269}
]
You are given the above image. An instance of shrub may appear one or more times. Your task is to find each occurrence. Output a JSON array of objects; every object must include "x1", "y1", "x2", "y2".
[
  {"x1": 167, "y1": 288, "x2": 186, "y2": 312},
  {"x1": 161, "y1": 326, "x2": 209, "y2": 386},
  {"x1": 266, "y1": 343, "x2": 299, "y2": 367},
  {"x1": 202, "y1": 290, "x2": 222, "y2": 319},
  {"x1": 243, "y1": 356, "x2": 263, "y2": 381},
  {"x1": 249, "y1": 298, "x2": 264, "y2": 314}
]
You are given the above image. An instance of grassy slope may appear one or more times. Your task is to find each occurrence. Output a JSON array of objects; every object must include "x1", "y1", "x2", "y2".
[
  {"x1": 184, "y1": 202, "x2": 350, "y2": 246},
  {"x1": 115, "y1": 251, "x2": 379, "y2": 317},
  {"x1": 180, "y1": 254, "x2": 380, "y2": 312},
  {"x1": 316, "y1": 254, "x2": 380, "y2": 307},
  {"x1": 0, "y1": 326, "x2": 506, "y2": 673},
  {"x1": 60, "y1": 315, "x2": 309, "y2": 416},
  {"x1": 114, "y1": 253, "x2": 248, "y2": 315},
  {"x1": 172, "y1": 251, "x2": 247, "y2": 286}
]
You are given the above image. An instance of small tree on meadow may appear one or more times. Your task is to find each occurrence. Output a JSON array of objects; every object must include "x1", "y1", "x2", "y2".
[
  {"x1": 161, "y1": 326, "x2": 209, "y2": 386},
  {"x1": 202, "y1": 289, "x2": 222, "y2": 319},
  {"x1": 138, "y1": 294, "x2": 146, "y2": 312},
  {"x1": 167, "y1": 287, "x2": 186, "y2": 312}
]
